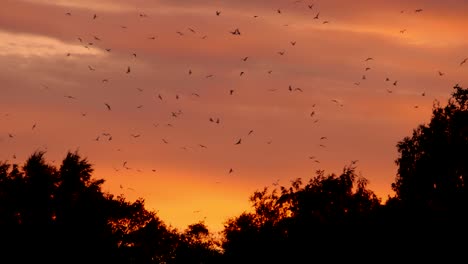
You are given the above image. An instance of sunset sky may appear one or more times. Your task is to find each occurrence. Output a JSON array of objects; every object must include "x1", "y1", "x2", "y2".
[{"x1": 1, "y1": 0, "x2": 467, "y2": 233}]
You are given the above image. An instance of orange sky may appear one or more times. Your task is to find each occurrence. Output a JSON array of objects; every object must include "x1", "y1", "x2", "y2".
[{"x1": 1, "y1": 0, "x2": 467, "y2": 233}]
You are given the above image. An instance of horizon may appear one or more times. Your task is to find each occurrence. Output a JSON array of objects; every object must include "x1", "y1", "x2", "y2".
[{"x1": 1, "y1": 0, "x2": 467, "y2": 233}]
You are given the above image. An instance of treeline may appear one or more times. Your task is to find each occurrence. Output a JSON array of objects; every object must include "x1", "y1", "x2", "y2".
[{"x1": 1, "y1": 85, "x2": 467, "y2": 263}]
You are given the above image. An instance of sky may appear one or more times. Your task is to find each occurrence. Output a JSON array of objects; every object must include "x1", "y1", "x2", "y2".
[{"x1": 1, "y1": 0, "x2": 467, "y2": 233}]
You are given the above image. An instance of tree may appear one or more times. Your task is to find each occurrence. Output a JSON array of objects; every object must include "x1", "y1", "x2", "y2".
[
  {"x1": 0, "y1": 151, "x2": 187, "y2": 263},
  {"x1": 222, "y1": 163, "x2": 382, "y2": 262},
  {"x1": 392, "y1": 84, "x2": 468, "y2": 221}
]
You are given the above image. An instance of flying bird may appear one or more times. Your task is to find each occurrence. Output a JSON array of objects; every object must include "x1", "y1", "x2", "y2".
[
  {"x1": 126, "y1": 66, "x2": 131, "y2": 73},
  {"x1": 230, "y1": 28, "x2": 241, "y2": 35},
  {"x1": 235, "y1": 138, "x2": 242, "y2": 145},
  {"x1": 460, "y1": 58, "x2": 467, "y2": 66},
  {"x1": 216, "y1": 11, "x2": 221, "y2": 16},
  {"x1": 105, "y1": 103, "x2": 111, "y2": 110}
]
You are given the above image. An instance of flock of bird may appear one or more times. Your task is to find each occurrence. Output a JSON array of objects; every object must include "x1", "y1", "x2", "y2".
[{"x1": 2, "y1": 1, "x2": 467, "y2": 199}]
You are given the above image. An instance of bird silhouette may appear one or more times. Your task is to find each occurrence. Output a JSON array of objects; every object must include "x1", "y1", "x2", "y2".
[
  {"x1": 105, "y1": 103, "x2": 111, "y2": 110},
  {"x1": 230, "y1": 28, "x2": 241, "y2": 35},
  {"x1": 126, "y1": 66, "x2": 131, "y2": 73},
  {"x1": 235, "y1": 138, "x2": 242, "y2": 145},
  {"x1": 460, "y1": 58, "x2": 467, "y2": 66},
  {"x1": 216, "y1": 11, "x2": 221, "y2": 16}
]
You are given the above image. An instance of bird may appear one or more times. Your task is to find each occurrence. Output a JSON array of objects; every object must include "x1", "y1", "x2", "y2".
[
  {"x1": 188, "y1": 28, "x2": 196, "y2": 33},
  {"x1": 242, "y1": 56, "x2": 249, "y2": 61},
  {"x1": 230, "y1": 28, "x2": 241, "y2": 35},
  {"x1": 8, "y1": 133, "x2": 14, "y2": 138},
  {"x1": 88, "y1": 65, "x2": 96, "y2": 71},
  {"x1": 126, "y1": 66, "x2": 131, "y2": 73},
  {"x1": 93, "y1": 14, "x2": 97, "y2": 19},
  {"x1": 290, "y1": 41, "x2": 296, "y2": 46},
  {"x1": 32, "y1": 123, "x2": 36, "y2": 130},
  {"x1": 105, "y1": 103, "x2": 111, "y2": 110},
  {"x1": 278, "y1": 51, "x2": 285, "y2": 55},
  {"x1": 438, "y1": 71, "x2": 444, "y2": 76},
  {"x1": 131, "y1": 134, "x2": 141, "y2": 138},
  {"x1": 199, "y1": 144, "x2": 207, "y2": 148},
  {"x1": 277, "y1": 9, "x2": 281, "y2": 14},
  {"x1": 414, "y1": 9, "x2": 423, "y2": 13},
  {"x1": 314, "y1": 12, "x2": 320, "y2": 19},
  {"x1": 229, "y1": 168, "x2": 233, "y2": 174},
  {"x1": 229, "y1": 89, "x2": 234, "y2": 95},
  {"x1": 64, "y1": 95, "x2": 76, "y2": 99},
  {"x1": 365, "y1": 57, "x2": 373, "y2": 61},
  {"x1": 248, "y1": 130, "x2": 254, "y2": 136},
  {"x1": 308, "y1": 4, "x2": 314, "y2": 9},
  {"x1": 65, "y1": 12, "x2": 72, "y2": 16},
  {"x1": 460, "y1": 58, "x2": 467, "y2": 66},
  {"x1": 216, "y1": 11, "x2": 221, "y2": 16},
  {"x1": 235, "y1": 138, "x2": 242, "y2": 145},
  {"x1": 400, "y1": 29, "x2": 407, "y2": 34},
  {"x1": 240, "y1": 71, "x2": 244, "y2": 76},
  {"x1": 162, "y1": 139, "x2": 169, "y2": 144},
  {"x1": 393, "y1": 80, "x2": 398, "y2": 86}
]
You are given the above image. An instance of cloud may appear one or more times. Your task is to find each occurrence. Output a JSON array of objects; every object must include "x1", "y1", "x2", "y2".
[{"x1": 0, "y1": 30, "x2": 104, "y2": 58}]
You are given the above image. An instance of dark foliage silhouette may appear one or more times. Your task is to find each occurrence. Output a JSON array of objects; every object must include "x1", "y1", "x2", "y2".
[{"x1": 0, "y1": 150, "x2": 220, "y2": 263}]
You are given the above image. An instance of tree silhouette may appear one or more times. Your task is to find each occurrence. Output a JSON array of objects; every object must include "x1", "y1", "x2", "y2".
[
  {"x1": 0, "y1": 151, "x2": 188, "y2": 263},
  {"x1": 392, "y1": 85, "x2": 468, "y2": 224},
  {"x1": 222, "y1": 164, "x2": 382, "y2": 262}
]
